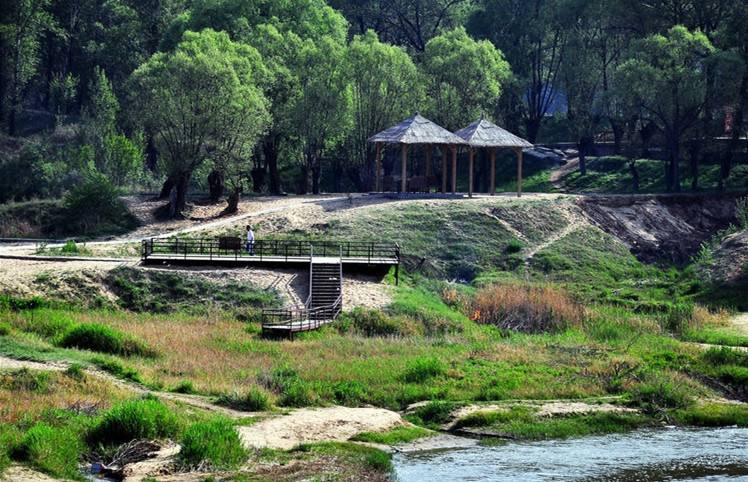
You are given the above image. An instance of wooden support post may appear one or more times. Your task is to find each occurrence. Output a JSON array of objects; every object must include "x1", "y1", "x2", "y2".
[
  {"x1": 468, "y1": 148, "x2": 474, "y2": 198},
  {"x1": 490, "y1": 148, "x2": 496, "y2": 196},
  {"x1": 374, "y1": 142, "x2": 382, "y2": 192},
  {"x1": 451, "y1": 146, "x2": 457, "y2": 194},
  {"x1": 441, "y1": 146, "x2": 448, "y2": 193},
  {"x1": 400, "y1": 143, "x2": 408, "y2": 193},
  {"x1": 515, "y1": 147, "x2": 523, "y2": 198},
  {"x1": 425, "y1": 144, "x2": 432, "y2": 177}
]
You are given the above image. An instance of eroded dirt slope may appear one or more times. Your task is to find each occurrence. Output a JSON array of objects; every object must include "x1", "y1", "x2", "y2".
[{"x1": 577, "y1": 195, "x2": 738, "y2": 264}]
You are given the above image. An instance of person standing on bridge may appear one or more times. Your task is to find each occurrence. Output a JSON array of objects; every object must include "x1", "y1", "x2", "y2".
[{"x1": 246, "y1": 225, "x2": 255, "y2": 255}]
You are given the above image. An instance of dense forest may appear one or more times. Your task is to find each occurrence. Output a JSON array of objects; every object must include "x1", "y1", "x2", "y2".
[{"x1": 1, "y1": 0, "x2": 747, "y2": 216}]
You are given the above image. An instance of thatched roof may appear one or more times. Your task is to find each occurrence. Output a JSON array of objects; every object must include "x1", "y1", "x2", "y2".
[
  {"x1": 455, "y1": 118, "x2": 533, "y2": 148},
  {"x1": 368, "y1": 114, "x2": 467, "y2": 145}
]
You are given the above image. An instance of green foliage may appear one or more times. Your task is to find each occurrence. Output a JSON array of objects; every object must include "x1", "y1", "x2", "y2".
[
  {"x1": 65, "y1": 363, "x2": 85, "y2": 380},
  {"x1": 107, "y1": 266, "x2": 278, "y2": 314},
  {"x1": 0, "y1": 368, "x2": 51, "y2": 394},
  {"x1": 406, "y1": 401, "x2": 457, "y2": 429},
  {"x1": 57, "y1": 322, "x2": 156, "y2": 357},
  {"x1": 18, "y1": 423, "x2": 83, "y2": 479},
  {"x1": 674, "y1": 403, "x2": 748, "y2": 427},
  {"x1": 179, "y1": 418, "x2": 247, "y2": 469},
  {"x1": 60, "y1": 240, "x2": 79, "y2": 254},
  {"x1": 171, "y1": 380, "x2": 196, "y2": 394},
  {"x1": 89, "y1": 397, "x2": 181, "y2": 446},
  {"x1": 403, "y1": 357, "x2": 446, "y2": 383},
  {"x1": 0, "y1": 322, "x2": 10, "y2": 336},
  {"x1": 216, "y1": 387, "x2": 271, "y2": 411},
  {"x1": 90, "y1": 357, "x2": 143, "y2": 383},
  {"x1": 629, "y1": 377, "x2": 694, "y2": 415},
  {"x1": 702, "y1": 347, "x2": 748, "y2": 368},
  {"x1": 351, "y1": 425, "x2": 432, "y2": 445},
  {"x1": 62, "y1": 171, "x2": 137, "y2": 236},
  {"x1": 338, "y1": 307, "x2": 415, "y2": 337},
  {"x1": 422, "y1": 27, "x2": 511, "y2": 129}
]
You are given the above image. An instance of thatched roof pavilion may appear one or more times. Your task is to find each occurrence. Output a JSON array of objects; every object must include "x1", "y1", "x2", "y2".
[
  {"x1": 368, "y1": 113, "x2": 467, "y2": 193},
  {"x1": 455, "y1": 117, "x2": 533, "y2": 197}
]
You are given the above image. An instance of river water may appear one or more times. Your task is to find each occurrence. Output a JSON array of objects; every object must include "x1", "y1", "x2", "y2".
[{"x1": 393, "y1": 427, "x2": 748, "y2": 482}]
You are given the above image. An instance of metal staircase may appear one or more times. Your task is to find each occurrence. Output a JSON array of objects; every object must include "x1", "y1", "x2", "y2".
[{"x1": 261, "y1": 248, "x2": 343, "y2": 337}]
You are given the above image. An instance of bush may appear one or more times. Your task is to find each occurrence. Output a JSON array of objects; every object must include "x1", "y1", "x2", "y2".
[
  {"x1": 91, "y1": 357, "x2": 143, "y2": 383},
  {"x1": 0, "y1": 322, "x2": 10, "y2": 336},
  {"x1": 629, "y1": 377, "x2": 693, "y2": 415},
  {"x1": 505, "y1": 239, "x2": 524, "y2": 254},
  {"x1": 703, "y1": 347, "x2": 748, "y2": 367},
  {"x1": 18, "y1": 423, "x2": 82, "y2": 479},
  {"x1": 171, "y1": 380, "x2": 196, "y2": 394},
  {"x1": 57, "y1": 323, "x2": 156, "y2": 357},
  {"x1": 216, "y1": 387, "x2": 270, "y2": 411},
  {"x1": 339, "y1": 307, "x2": 417, "y2": 337},
  {"x1": 179, "y1": 418, "x2": 246, "y2": 469},
  {"x1": 0, "y1": 369, "x2": 51, "y2": 393},
  {"x1": 259, "y1": 367, "x2": 316, "y2": 407},
  {"x1": 332, "y1": 380, "x2": 366, "y2": 406},
  {"x1": 89, "y1": 397, "x2": 180, "y2": 446},
  {"x1": 471, "y1": 284, "x2": 584, "y2": 333},
  {"x1": 60, "y1": 240, "x2": 80, "y2": 254},
  {"x1": 403, "y1": 357, "x2": 446, "y2": 383},
  {"x1": 406, "y1": 401, "x2": 456, "y2": 429},
  {"x1": 62, "y1": 171, "x2": 137, "y2": 236}
]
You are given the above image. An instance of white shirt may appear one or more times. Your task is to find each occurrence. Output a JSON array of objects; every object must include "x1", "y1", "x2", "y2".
[{"x1": 247, "y1": 230, "x2": 255, "y2": 243}]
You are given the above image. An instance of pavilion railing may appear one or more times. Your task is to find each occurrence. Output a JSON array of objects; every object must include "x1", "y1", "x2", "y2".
[{"x1": 140, "y1": 238, "x2": 400, "y2": 264}]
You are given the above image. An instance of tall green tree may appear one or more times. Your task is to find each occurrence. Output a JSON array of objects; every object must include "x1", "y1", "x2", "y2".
[
  {"x1": 128, "y1": 29, "x2": 269, "y2": 215},
  {"x1": 422, "y1": 27, "x2": 511, "y2": 130},
  {"x1": 468, "y1": 0, "x2": 564, "y2": 141},
  {"x1": 615, "y1": 25, "x2": 742, "y2": 192},
  {"x1": 288, "y1": 35, "x2": 351, "y2": 194},
  {"x1": 344, "y1": 30, "x2": 423, "y2": 190},
  {"x1": 0, "y1": 0, "x2": 54, "y2": 135}
]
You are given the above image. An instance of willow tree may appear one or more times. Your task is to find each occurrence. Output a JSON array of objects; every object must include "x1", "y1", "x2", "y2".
[
  {"x1": 615, "y1": 26, "x2": 741, "y2": 192},
  {"x1": 128, "y1": 29, "x2": 269, "y2": 216},
  {"x1": 421, "y1": 27, "x2": 511, "y2": 130},
  {"x1": 344, "y1": 29, "x2": 423, "y2": 190}
]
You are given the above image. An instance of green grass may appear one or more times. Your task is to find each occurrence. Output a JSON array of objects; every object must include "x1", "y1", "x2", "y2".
[
  {"x1": 88, "y1": 397, "x2": 181, "y2": 447},
  {"x1": 560, "y1": 157, "x2": 748, "y2": 194},
  {"x1": 351, "y1": 425, "x2": 433, "y2": 445},
  {"x1": 179, "y1": 417, "x2": 247, "y2": 469},
  {"x1": 17, "y1": 423, "x2": 83, "y2": 479},
  {"x1": 106, "y1": 267, "x2": 280, "y2": 314},
  {"x1": 454, "y1": 406, "x2": 650, "y2": 440},
  {"x1": 682, "y1": 326, "x2": 748, "y2": 347},
  {"x1": 58, "y1": 322, "x2": 156, "y2": 357},
  {"x1": 216, "y1": 387, "x2": 271, "y2": 411},
  {"x1": 674, "y1": 402, "x2": 748, "y2": 427}
]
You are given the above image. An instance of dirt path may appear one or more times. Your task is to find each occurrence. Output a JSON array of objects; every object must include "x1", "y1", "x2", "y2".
[
  {"x1": 237, "y1": 406, "x2": 405, "y2": 450},
  {"x1": 731, "y1": 313, "x2": 748, "y2": 336},
  {"x1": 549, "y1": 157, "x2": 579, "y2": 189},
  {"x1": 523, "y1": 205, "x2": 585, "y2": 267}
]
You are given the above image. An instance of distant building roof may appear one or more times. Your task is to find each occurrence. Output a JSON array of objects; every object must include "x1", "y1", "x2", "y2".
[
  {"x1": 368, "y1": 113, "x2": 467, "y2": 145},
  {"x1": 455, "y1": 117, "x2": 533, "y2": 148}
]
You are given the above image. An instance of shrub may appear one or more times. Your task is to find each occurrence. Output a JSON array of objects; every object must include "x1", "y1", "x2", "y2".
[
  {"x1": 91, "y1": 357, "x2": 143, "y2": 383},
  {"x1": 57, "y1": 323, "x2": 156, "y2": 357},
  {"x1": 332, "y1": 380, "x2": 366, "y2": 406},
  {"x1": 470, "y1": 284, "x2": 584, "y2": 333},
  {"x1": 659, "y1": 302, "x2": 695, "y2": 334},
  {"x1": 60, "y1": 240, "x2": 79, "y2": 254},
  {"x1": 89, "y1": 397, "x2": 180, "y2": 446},
  {"x1": 340, "y1": 307, "x2": 416, "y2": 337},
  {"x1": 703, "y1": 347, "x2": 748, "y2": 367},
  {"x1": 629, "y1": 377, "x2": 693, "y2": 415},
  {"x1": 216, "y1": 387, "x2": 270, "y2": 411},
  {"x1": 171, "y1": 380, "x2": 196, "y2": 394},
  {"x1": 279, "y1": 379, "x2": 315, "y2": 407},
  {"x1": 406, "y1": 401, "x2": 456, "y2": 429},
  {"x1": 0, "y1": 322, "x2": 10, "y2": 336},
  {"x1": 63, "y1": 171, "x2": 137, "y2": 236},
  {"x1": 505, "y1": 239, "x2": 524, "y2": 254},
  {"x1": 0, "y1": 369, "x2": 51, "y2": 393},
  {"x1": 179, "y1": 418, "x2": 246, "y2": 469},
  {"x1": 65, "y1": 363, "x2": 85, "y2": 380},
  {"x1": 18, "y1": 423, "x2": 82, "y2": 479},
  {"x1": 403, "y1": 357, "x2": 446, "y2": 383}
]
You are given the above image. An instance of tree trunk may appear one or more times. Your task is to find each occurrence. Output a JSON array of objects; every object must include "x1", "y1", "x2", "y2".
[
  {"x1": 311, "y1": 162, "x2": 321, "y2": 195},
  {"x1": 224, "y1": 186, "x2": 240, "y2": 214},
  {"x1": 170, "y1": 172, "x2": 191, "y2": 217},
  {"x1": 610, "y1": 119, "x2": 624, "y2": 154},
  {"x1": 668, "y1": 135, "x2": 681, "y2": 193},
  {"x1": 628, "y1": 159, "x2": 639, "y2": 192},
  {"x1": 688, "y1": 142, "x2": 700, "y2": 192},
  {"x1": 207, "y1": 169, "x2": 224, "y2": 201},
  {"x1": 263, "y1": 136, "x2": 281, "y2": 195},
  {"x1": 578, "y1": 135, "x2": 593, "y2": 176},
  {"x1": 525, "y1": 117, "x2": 541, "y2": 144},
  {"x1": 159, "y1": 176, "x2": 175, "y2": 199}
]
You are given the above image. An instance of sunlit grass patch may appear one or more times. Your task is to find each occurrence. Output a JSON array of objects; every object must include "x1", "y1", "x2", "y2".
[{"x1": 351, "y1": 425, "x2": 433, "y2": 445}]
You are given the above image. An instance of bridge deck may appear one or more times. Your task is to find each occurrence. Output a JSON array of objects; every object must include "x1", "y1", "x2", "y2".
[{"x1": 143, "y1": 253, "x2": 398, "y2": 265}]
